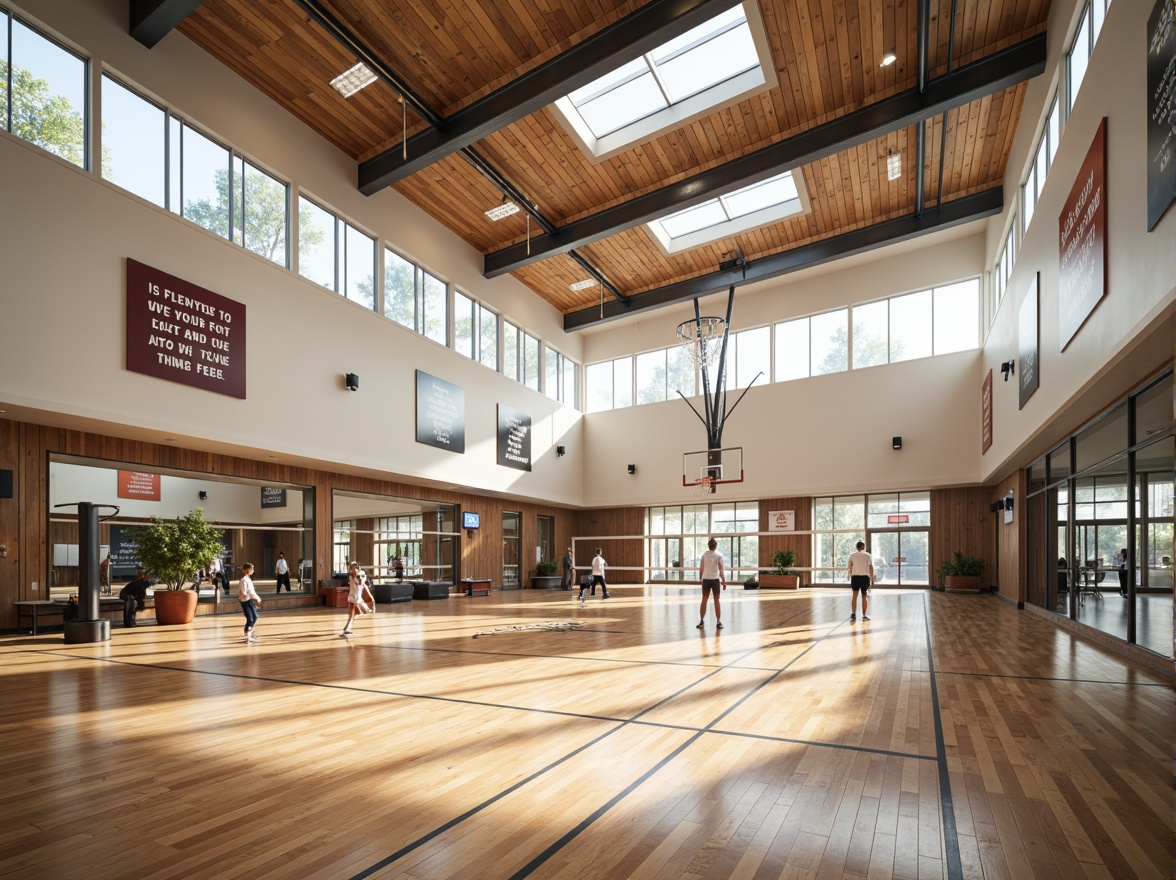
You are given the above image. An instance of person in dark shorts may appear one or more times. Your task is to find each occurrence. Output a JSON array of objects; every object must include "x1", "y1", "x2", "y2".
[
  {"x1": 697, "y1": 538, "x2": 726, "y2": 629},
  {"x1": 846, "y1": 541, "x2": 873, "y2": 622}
]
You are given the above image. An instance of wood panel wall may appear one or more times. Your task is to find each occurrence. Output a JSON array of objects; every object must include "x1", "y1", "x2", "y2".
[
  {"x1": 572, "y1": 507, "x2": 645, "y2": 584},
  {"x1": 928, "y1": 487, "x2": 998, "y2": 589},
  {"x1": 759, "y1": 497, "x2": 812, "y2": 580},
  {"x1": 996, "y1": 470, "x2": 1026, "y2": 604}
]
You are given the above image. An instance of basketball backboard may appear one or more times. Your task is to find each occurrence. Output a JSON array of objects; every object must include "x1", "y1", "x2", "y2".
[{"x1": 682, "y1": 446, "x2": 744, "y2": 491}]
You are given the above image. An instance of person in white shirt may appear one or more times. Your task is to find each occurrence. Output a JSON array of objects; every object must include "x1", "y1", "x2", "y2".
[
  {"x1": 846, "y1": 541, "x2": 873, "y2": 621},
  {"x1": 208, "y1": 554, "x2": 226, "y2": 594},
  {"x1": 238, "y1": 563, "x2": 261, "y2": 642},
  {"x1": 275, "y1": 551, "x2": 291, "y2": 593},
  {"x1": 697, "y1": 538, "x2": 727, "y2": 629},
  {"x1": 579, "y1": 548, "x2": 610, "y2": 601}
]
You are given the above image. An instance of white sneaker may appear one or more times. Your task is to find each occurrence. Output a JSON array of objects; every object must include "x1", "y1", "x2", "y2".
[{"x1": 247, "y1": 636, "x2": 260, "y2": 643}]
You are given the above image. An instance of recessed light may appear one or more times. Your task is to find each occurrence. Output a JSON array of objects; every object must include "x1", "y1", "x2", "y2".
[
  {"x1": 330, "y1": 62, "x2": 377, "y2": 97},
  {"x1": 880, "y1": 52, "x2": 897, "y2": 67},
  {"x1": 569, "y1": 279, "x2": 596, "y2": 290},
  {"x1": 887, "y1": 153, "x2": 902, "y2": 180},
  {"x1": 485, "y1": 201, "x2": 520, "y2": 221}
]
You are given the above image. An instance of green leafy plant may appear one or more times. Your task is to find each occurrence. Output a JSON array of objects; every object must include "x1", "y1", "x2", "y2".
[
  {"x1": 126, "y1": 509, "x2": 225, "y2": 590},
  {"x1": 771, "y1": 549, "x2": 797, "y2": 576},
  {"x1": 937, "y1": 551, "x2": 986, "y2": 579},
  {"x1": 535, "y1": 559, "x2": 559, "y2": 577}
]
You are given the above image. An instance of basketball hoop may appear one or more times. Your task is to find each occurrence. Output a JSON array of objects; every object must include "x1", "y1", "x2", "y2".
[
  {"x1": 691, "y1": 476, "x2": 717, "y2": 497},
  {"x1": 676, "y1": 316, "x2": 727, "y2": 370}
]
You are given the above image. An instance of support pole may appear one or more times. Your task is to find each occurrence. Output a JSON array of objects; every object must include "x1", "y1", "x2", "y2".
[{"x1": 64, "y1": 501, "x2": 110, "y2": 643}]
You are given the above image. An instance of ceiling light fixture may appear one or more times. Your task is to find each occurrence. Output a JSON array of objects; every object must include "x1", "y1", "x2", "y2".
[
  {"x1": 485, "y1": 200, "x2": 520, "y2": 221},
  {"x1": 569, "y1": 279, "x2": 596, "y2": 290},
  {"x1": 330, "y1": 62, "x2": 377, "y2": 98},
  {"x1": 880, "y1": 51, "x2": 897, "y2": 67},
  {"x1": 887, "y1": 152, "x2": 902, "y2": 181}
]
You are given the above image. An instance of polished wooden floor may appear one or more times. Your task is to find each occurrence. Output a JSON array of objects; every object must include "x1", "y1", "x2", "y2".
[{"x1": 1, "y1": 587, "x2": 1171, "y2": 880}]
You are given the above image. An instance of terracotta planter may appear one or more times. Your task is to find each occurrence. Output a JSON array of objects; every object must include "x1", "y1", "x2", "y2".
[
  {"x1": 153, "y1": 589, "x2": 199, "y2": 625},
  {"x1": 944, "y1": 575, "x2": 981, "y2": 594},
  {"x1": 759, "y1": 574, "x2": 801, "y2": 590}
]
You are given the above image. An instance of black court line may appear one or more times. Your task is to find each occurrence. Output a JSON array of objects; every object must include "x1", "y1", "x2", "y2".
[
  {"x1": 918, "y1": 668, "x2": 1173, "y2": 687},
  {"x1": 924, "y1": 594, "x2": 964, "y2": 880},
  {"x1": 505, "y1": 616, "x2": 853, "y2": 879},
  {"x1": 347, "y1": 608, "x2": 822, "y2": 880}
]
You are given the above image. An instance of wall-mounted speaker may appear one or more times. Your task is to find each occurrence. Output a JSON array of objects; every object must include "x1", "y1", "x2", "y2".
[{"x1": 0, "y1": 469, "x2": 12, "y2": 499}]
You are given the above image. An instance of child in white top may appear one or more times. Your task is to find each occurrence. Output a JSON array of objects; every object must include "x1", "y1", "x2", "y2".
[
  {"x1": 341, "y1": 561, "x2": 375, "y2": 637},
  {"x1": 238, "y1": 563, "x2": 261, "y2": 642}
]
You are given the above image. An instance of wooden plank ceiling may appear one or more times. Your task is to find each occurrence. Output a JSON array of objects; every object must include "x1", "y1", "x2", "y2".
[{"x1": 177, "y1": 0, "x2": 1049, "y2": 320}]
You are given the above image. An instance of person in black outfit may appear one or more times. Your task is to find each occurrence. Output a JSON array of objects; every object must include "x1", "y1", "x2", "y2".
[
  {"x1": 120, "y1": 570, "x2": 153, "y2": 627},
  {"x1": 561, "y1": 547, "x2": 575, "y2": 591},
  {"x1": 1115, "y1": 548, "x2": 1128, "y2": 596}
]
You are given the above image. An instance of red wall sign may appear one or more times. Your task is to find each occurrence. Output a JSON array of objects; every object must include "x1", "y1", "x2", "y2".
[
  {"x1": 126, "y1": 258, "x2": 247, "y2": 398},
  {"x1": 1058, "y1": 119, "x2": 1107, "y2": 351},
  {"x1": 887, "y1": 514, "x2": 909, "y2": 524},
  {"x1": 981, "y1": 369, "x2": 993, "y2": 454},
  {"x1": 118, "y1": 470, "x2": 160, "y2": 501}
]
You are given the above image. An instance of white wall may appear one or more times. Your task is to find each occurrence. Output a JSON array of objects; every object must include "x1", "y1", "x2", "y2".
[
  {"x1": 978, "y1": 0, "x2": 1176, "y2": 481},
  {"x1": 0, "y1": 0, "x2": 585, "y2": 506}
]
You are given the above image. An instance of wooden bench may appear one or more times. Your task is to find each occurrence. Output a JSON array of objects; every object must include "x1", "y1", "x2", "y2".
[{"x1": 16, "y1": 598, "x2": 126, "y2": 634}]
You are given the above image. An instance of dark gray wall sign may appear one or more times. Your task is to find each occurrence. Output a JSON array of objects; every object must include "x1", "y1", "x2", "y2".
[
  {"x1": 1147, "y1": 0, "x2": 1176, "y2": 231},
  {"x1": 415, "y1": 371, "x2": 466, "y2": 453},
  {"x1": 497, "y1": 404, "x2": 532, "y2": 471}
]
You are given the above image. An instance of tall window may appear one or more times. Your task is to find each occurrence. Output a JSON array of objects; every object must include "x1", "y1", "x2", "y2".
[
  {"x1": 586, "y1": 357, "x2": 633, "y2": 412},
  {"x1": 384, "y1": 249, "x2": 448, "y2": 342},
  {"x1": 374, "y1": 515, "x2": 422, "y2": 579},
  {"x1": 545, "y1": 346, "x2": 576, "y2": 406},
  {"x1": 636, "y1": 346, "x2": 694, "y2": 404},
  {"x1": 298, "y1": 197, "x2": 374, "y2": 305},
  {"x1": 1, "y1": 14, "x2": 86, "y2": 168},
  {"x1": 719, "y1": 326, "x2": 770, "y2": 389},
  {"x1": 454, "y1": 290, "x2": 497, "y2": 370},
  {"x1": 1022, "y1": 97, "x2": 1061, "y2": 233},
  {"x1": 849, "y1": 281, "x2": 980, "y2": 369},
  {"x1": 503, "y1": 321, "x2": 540, "y2": 390},
  {"x1": 646, "y1": 502, "x2": 758, "y2": 582}
]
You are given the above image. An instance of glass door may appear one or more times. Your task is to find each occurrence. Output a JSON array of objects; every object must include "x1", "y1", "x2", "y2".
[{"x1": 502, "y1": 511, "x2": 521, "y2": 589}]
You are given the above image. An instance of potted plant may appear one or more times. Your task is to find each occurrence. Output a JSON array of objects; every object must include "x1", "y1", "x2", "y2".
[
  {"x1": 937, "y1": 551, "x2": 986, "y2": 593},
  {"x1": 759, "y1": 549, "x2": 801, "y2": 589},
  {"x1": 531, "y1": 559, "x2": 562, "y2": 589},
  {"x1": 126, "y1": 509, "x2": 225, "y2": 624}
]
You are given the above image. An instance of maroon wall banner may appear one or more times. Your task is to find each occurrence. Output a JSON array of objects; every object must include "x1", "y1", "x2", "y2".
[
  {"x1": 1058, "y1": 119, "x2": 1107, "y2": 351},
  {"x1": 981, "y1": 369, "x2": 993, "y2": 454},
  {"x1": 118, "y1": 470, "x2": 160, "y2": 501},
  {"x1": 126, "y1": 258, "x2": 247, "y2": 398}
]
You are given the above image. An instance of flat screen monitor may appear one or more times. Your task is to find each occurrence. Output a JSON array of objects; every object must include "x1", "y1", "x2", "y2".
[{"x1": 462, "y1": 511, "x2": 480, "y2": 530}]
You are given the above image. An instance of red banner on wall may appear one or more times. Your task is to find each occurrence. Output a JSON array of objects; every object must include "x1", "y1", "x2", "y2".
[
  {"x1": 126, "y1": 258, "x2": 247, "y2": 398},
  {"x1": 1058, "y1": 119, "x2": 1107, "y2": 351},
  {"x1": 118, "y1": 470, "x2": 160, "y2": 501},
  {"x1": 981, "y1": 369, "x2": 993, "y2": 454}
]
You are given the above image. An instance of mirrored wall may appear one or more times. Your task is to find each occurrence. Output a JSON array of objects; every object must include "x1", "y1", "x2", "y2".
[
  {"x1": 331, "y1": 490, "x2": 458, "y2": 583},
  {"x1": 47, "y1": 455, "x2": 314, "y2": 598}
]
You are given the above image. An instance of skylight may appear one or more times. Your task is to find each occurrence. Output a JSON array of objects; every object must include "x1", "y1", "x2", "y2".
[
  {"x1": 552, "y1": 2, "x2": 775, "y2": 161},
  {"x1": 646, "y1": 170, "x2": 807, "y2": 253}
]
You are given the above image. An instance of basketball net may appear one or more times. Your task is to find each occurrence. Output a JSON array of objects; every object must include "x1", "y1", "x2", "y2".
[
  {"x1": 676, "y1": 316, "x2": 727, "y2": 371},
  {"x1": 691, "y1": 476, "x2": 717, "y2": 497}
]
